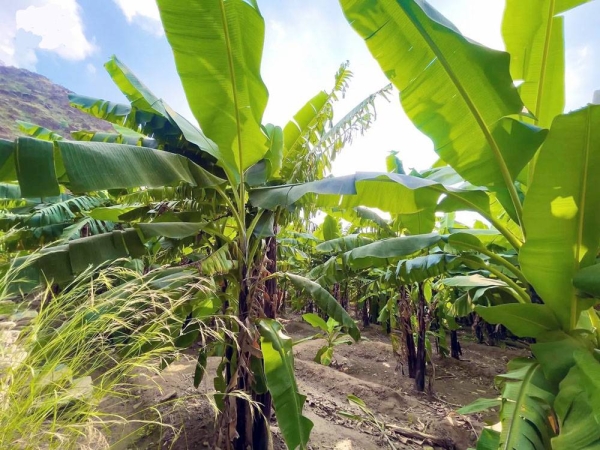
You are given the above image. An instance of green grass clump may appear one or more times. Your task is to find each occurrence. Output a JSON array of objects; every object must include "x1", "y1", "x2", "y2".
[{"x1": 0, "y1": 256, "x2": 216, "y2": 449}]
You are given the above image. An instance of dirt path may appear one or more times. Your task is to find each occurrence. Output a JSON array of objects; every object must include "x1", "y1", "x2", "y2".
[{"x1": 103, "y1": 318, "x2": 528, "y2": 449}]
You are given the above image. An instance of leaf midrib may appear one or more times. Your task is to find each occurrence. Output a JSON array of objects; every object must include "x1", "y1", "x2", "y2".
[
  {"x1": 272, "y1": 327, "x2": 309, "y2": 448},
  {"x1": 398, "y1": 1, "x2": 524, "y2": 229},
  {"x1": 571, "y1": 107, "x2": 593, "y2": 329},
  {"x1": 502, "y1": 363, "x2": 540, "y2": 450},
  {"x1": 535, "y1": 0, "x2": 557, "y2": 122},
  {"x1": 218, "y1": 0, "x2": 244, "y2": 179}
]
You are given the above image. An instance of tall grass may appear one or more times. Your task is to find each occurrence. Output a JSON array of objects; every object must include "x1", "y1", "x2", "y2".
[{"x1": 0, "y1": 256, "x2": 217, "y2": 449}]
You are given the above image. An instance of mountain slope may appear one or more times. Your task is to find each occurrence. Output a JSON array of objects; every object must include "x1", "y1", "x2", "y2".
[{"x1": 0, "y1": 65, "x2": 113, "y2": 140}]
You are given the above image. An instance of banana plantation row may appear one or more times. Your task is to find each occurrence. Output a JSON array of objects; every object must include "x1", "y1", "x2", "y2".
[{"x1": 1, "y1": 0, "x2": 599, "y2": 449}]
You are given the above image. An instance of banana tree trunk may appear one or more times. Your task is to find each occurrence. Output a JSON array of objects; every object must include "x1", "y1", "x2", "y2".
[
  {"x1": 369, "y1": 296, "x2": 380, "y2": 324},
  {"x1": 329, "y1": 283, "x2": 341, "y2": 318},
  {"x1": 238, "y1": 267, "x2": 252, "y2": 450},
  {"x1": 415, "y1": 286, "x2": 426, "y2": 392},
  {"x1": 252, "y1": 229, "x2": 278, "y2": 448},
  {"x1": 220, "y1": 261, "x2": 253, "y2": 450},
  {"x1": 362, "y1": 298, "x2": 370, "y2": 327},
  {"x1": 450, "y1": 330, "x2": 462, "y2": 360},
  {"x1": 341, "y1": 282, "x2": 349, "y2": 311},
  {"x1": 263, "y1": 231, "x2": 277, "y2": 319},
  {"x1": 399, "y1": 287, "x2": 416, "y2": 378}
]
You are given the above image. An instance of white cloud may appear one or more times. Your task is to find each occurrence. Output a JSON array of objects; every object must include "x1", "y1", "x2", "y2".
[
  {"x1": 86, "y1": 62, "x2": 96, "y2": 75},
  {"x1": 113, "y1": 0, "x2": 160, "y2": 21},
  {"x1": 112, "y1": 0, "x2": 163, "y2": 36},
  {"x1": 0, "y1": 0, "x2": 95, "y2": 69},
  {"x1": 0, "y1": 3, "x2": 27, "y2": 68}
]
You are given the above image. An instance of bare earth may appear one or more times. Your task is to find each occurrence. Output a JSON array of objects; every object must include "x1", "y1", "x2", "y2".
[{"x1": 101, "y1": 317, "x2": 528, "y2": 450}]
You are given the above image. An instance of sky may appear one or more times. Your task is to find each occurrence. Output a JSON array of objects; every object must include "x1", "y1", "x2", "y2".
[{"x1": 1, "y1": 0, "x2": 599, "y2": 177}]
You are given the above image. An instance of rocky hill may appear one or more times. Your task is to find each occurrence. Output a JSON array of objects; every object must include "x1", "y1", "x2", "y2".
[{"x1": 0, "y1": 65, "x2": 113, "y2": 140}]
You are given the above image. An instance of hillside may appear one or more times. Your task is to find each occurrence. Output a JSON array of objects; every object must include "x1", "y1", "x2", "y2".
[{"x1": 0, "y1": 65, "x2": 113, "y2": 140}]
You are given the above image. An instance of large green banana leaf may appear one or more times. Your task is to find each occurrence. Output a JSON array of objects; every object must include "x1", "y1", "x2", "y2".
[
  {"x1": 264, "y1": 124, "x2": 284, "y2": 178},
  {"x1": 475, "y1": 428, "x2": 501, "y2": 450},
  {"x1": 283, "y1": 91, "x2": 329, "y2": 160},
  {"x1": 573, "y1": 350, "x2": 600, "y2": 418},
  {"x1": 495, "y1": 359, "x2": 556, "y2": 450},
  {"x1": 284, "y1": 273, "x2": 360, "y2": 341},
  {"x1": 520, "y1": 105, "x2": 600, "y2": 330},
  {"x1": 70, "y1": 57, "x2": 215, "y2": 161},
  {"x1": 447, "y1": 232, "x2": 525, "y2": 281},
  {"x1": 573, "y1": 264, "x2": 600, "y2": 297},
  {"x1": 530, "y1": 329, "x2": 595, "y2": 390},
  {"x1": 475, "y1": 304, "x2": 561, "y2": 338},
  {"x1": 17, "y1": 121, "x2": 63, "y2": 141},
  {"x1": 16, "y1": 138, "x2": 59, "y2": 197},
  {"x1": 60, "y1": 218, "x2": 115, "y2": 242},
  {"x1": 321, "y1": 215, "x2": 341, "y2": 241},
  {"x1": 104, "y1": 56, "x2": 167, "y2": 116},
  {"x1": 251, "y1": 172, "x2": 452, "y2": 214},
  {"x1": 339, "y1": 0, "x2": 547, "y2": 215},
  {"x1": 245, "y1": 124, "x2": 284, "y2": 185},
  {"x1": 502, "y1": 0, "x2": 590, "y2": 129},
  {"x1": 307, "y1": 256, "x2": 345, "y2": 286},
  {"x1": 14, "y1": 226, "x2": 234, "y2": 288},
  {"x1": 136, "y1": 222, "x2": 212, "y2": 240},
  {"x1": 552, "y1": 362, "x2": 600, "y2": 449},
  {"x1": 395, "y1": 208, "x2": 436, "y2": 235},
  {"x1": 71, "y1": 128, "x2": 157, "y2": 148},
  {"x1": 397, "y1": 254, "x2": 460, "y2": 282},
  {"x1": 13, "y1": 229, "x2": 145, "y2": 286},
  {"x1": 1, "y1": 196, "x2": 106, "y2": 228},
  {"x1": 156, "y1": 0, "x2": 269, "y2": 181},
  {"x1": 280, "y1": 90, "x2": 330, "y2": 184},
  {"x1": 309, "y1": 240, "x2": 456, "y2": 285},
  {"x1": 0, "y1": 139, "x2": 16, "y2": 181},
  {"x1": 346, "y1": 233, "x2": 441, "y2": 270},
  {"x1": 69, "y1": 94, "x2": 133, "y2": 125},
  {"x1": 440, "y1": 275, "x2": 508, "y2": 289},
  {"x1": 258, "y1": 319, "x2": 313, "y2": 450},
  {"x1": 315, "y1": 235, "x2": 373, "y2": 253},
  {"x1": 333, "y1": 206, "x2": 394, "y2": 235},
  {"x1": 3, "y1": 138, "x2": 225, "y2": 198},
  {"x1": 250, "y1": 172, "x2": 524, "y2": 247},
  {"x1": 69, "y1": 93, "x2": 185, "y2": 146},
  {"x1": 104, "y1": 56, "x2": 217, "y2": 156}
]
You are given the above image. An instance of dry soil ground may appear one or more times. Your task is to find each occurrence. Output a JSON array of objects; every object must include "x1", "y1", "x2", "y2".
[{"x1": 101, "y1": 316, "x2": 528, "y2": 450}]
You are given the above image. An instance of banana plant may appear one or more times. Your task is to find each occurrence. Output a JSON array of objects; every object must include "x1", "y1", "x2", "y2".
[
  {"x1": 254, "y1": 0, "x2": 600, "y2": 446},
  {"x1": 1, "y1": 4, "x2": 276, "y2": 450},
  {"x1": 358, "y1": 0, "x2": 600, "y2": 447},
  {"x1": 296, "y1": 313, "x2": 354, "y2": 366},
  {"x1": 0, "y1": 1, "x2": 378, "y2": 447}
]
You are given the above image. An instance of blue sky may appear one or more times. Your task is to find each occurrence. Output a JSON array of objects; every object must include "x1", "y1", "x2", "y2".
[{"x1": 1, "y1": 0, "x2": 599, "y2": 175}]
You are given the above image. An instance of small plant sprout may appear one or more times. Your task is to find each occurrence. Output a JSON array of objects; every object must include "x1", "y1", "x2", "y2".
[{"x1": 296, "y1": 313, "x2": 355, "y2": 366}]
